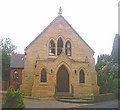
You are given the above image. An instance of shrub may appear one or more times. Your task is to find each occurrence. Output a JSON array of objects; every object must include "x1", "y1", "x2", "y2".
[{"x1": 2, "y1": 87, "x2": 25, "y2": 108}]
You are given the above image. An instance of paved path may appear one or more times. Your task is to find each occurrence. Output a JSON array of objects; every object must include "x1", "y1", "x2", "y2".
[
  {"x1": 83, "y1": 99, "x2": 119, "y2": 108},
  {"x1": 24, "y1": 98, "x2": 90, "y2": 108},
  {"x1": 24, "y1": 98, "x2": 119, "y2": 109}
]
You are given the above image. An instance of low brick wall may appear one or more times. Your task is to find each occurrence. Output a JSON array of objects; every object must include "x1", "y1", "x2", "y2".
[{"x1": 93, "y1": 93, "x2": 116, "y2": 102}]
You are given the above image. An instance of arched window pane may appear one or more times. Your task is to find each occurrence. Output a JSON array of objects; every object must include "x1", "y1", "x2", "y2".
[
  {"x1": 14, "y1": 70, "x2": 19, "y2": 81},
  {"x1": 57, "y1": 38, "x2": 63, "y2": 55},
  {"x1": 79, "y1": 69, "x2": 85, "y2": 83},
  {"x1": 65, "y1": 41, "x2": 71, "y2": 56},
  {"x1": 49, "y1": 40, "x2": 55, "y2": 56},
  {"x1": 66, "y1": 49, "x2": 71, "y2": 56},
  {"x1": 66, "y1": 42, "x2": 71, "y2": 48},
  {"x1": 41, "y1": 68, "x2": 47, "y2": 82}
]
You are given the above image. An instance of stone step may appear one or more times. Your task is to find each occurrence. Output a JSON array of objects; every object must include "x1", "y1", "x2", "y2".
[
  {"x1": 81, "y1": 97, "x2": 93, "y2": 100},
  {"x1": 56, "y1": 97, "x2": 78, "y2": 99},
  {"x1": 57, "y1": 99, "x2": 94, "y2": 103},
  {"x1": 56, "y1": 97, "x2": 94, "y2": 103}
]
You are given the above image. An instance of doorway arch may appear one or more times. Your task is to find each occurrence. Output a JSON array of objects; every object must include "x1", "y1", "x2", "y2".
[{"x1": 56, "y1": 65, "x2": 69, "y2": 92}]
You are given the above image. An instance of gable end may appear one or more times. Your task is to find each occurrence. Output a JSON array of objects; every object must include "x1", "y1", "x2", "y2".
[{"x1": 25, "y1": 15, "x2": 94, "y2": 54}]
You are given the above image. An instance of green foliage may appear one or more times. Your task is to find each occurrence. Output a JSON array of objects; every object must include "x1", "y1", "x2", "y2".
[
  {"x1": 0, "y1": 37, "x2": 17, "y2": 56},
  {"x1": 96, "y1": 54, "x2": 118, "y2": 94},
  {"x1": 2, "y1": 50, "x2": 10, "y2": 82},
  {"x1": 0, "y1": 37, "x2": 17, "y2": 89},
  {"x1": 96, "y1": 34, "x2": 120, "y2": 95},
  {"x1": 2, "y1": 87, "x2": 25, "y2": 108},
  {"x1": 111, "y1": 34, "x2": 120, "y2": 65},
  {"x1": 96, "y1": 54, "x2": 112, "y2": 72}
]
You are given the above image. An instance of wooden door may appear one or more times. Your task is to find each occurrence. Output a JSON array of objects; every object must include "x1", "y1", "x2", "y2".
[{"x1": 56, "y1": 65, "x2": 69, "y2": 92}]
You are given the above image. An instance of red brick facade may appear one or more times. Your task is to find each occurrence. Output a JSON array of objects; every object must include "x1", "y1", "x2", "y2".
[
  {"x1": 10, "y1": 68, "x2": 23, "y2": 89},
  {"x1": 10, "y1": 53, "x2": 24, "y2": 89}
]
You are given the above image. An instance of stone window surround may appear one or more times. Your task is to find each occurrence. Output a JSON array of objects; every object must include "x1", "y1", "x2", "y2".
[
  {"x1": 40, "y1": 68, "x2": 47, "y2": 82},
  {"x1": 48, "y1": 37, "x2": 72, "y2": 56},
  {"x1": 79, "y1": 69, "x2": 85, "y2": 84}
]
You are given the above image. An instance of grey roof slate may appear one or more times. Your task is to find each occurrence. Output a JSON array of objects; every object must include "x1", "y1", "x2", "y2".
[{"x1": 10, "y1": 53, "x2": 24, "y2": 68}]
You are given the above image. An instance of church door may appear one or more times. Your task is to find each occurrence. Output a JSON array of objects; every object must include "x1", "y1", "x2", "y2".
[{"x1": 56, "y1": 65, "x2": 69, "y2": 92}]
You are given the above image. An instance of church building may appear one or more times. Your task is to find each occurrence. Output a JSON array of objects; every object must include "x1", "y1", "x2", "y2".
[{"x1": 20, "y1": 8, "x2": 99, "y2": 98}]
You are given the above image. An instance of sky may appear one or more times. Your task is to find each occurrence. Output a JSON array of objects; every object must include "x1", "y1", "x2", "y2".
[{"x1": 0, "y1": 0, "x2": 118, "y2": 63}]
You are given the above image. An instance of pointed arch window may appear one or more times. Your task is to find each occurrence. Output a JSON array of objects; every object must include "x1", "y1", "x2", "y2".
[
  {"x1": 57, "y1": 38, "x2": 63, "y2": 55},
  {"x1": 41, "y1": 68, "x2": 47, "y2": 82},
  {"x1": 65, "y1": 41, "x2": 71, "y2": 56},
  {"x1": 79, "y1": 69, "x2": 85, "y2": 83},
  {"x1": 49, "y1": 40, "x2": 55, "y2": 56}
]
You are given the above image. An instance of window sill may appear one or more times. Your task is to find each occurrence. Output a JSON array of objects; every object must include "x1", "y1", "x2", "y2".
[
  {"x1": 40, "y1": 82, "x2": 48, "y2": 86},
  {"x1": 48, "y1": 56, "x2": 57, "y2": 58},
  {"x1": 49, "y1": 55, "x2": 55, "y2": 56},
  {"x1": 79, "y1": 83, "x2": 86, "y2": 86}
]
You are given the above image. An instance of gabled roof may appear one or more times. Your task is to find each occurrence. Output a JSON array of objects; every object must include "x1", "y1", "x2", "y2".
[
  {"x1": 25, "y1": 15, "x2": 94, "y2": 53},
  {"x1": 10, "y1": 53, "x2": 24, "y2": 68}
]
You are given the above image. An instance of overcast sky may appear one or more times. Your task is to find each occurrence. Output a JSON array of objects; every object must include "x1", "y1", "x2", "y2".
[{"x1": 0, "y1": 0, "x2": 118, "y2": 63}]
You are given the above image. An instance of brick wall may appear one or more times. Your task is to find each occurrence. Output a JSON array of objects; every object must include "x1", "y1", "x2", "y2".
[{"x1": 10, "y1": 68, "x2": 22, "y2": 89}]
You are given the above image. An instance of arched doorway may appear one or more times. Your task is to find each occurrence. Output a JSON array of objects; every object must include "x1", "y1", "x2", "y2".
[{"x1": 56, "y1": 65, "x2": 69, "y2": 92}]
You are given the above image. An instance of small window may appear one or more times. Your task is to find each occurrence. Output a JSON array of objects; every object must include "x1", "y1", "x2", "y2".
[
  {"x1": 41, "y1": 68, "x2": 47, "y2": 82},
  {"x1": 57, "y1": 38, "x2": 63, "y2": 55},
  {"x1": 79, "y1": 69, "x2": 85, "y2": 83},
  {"x1": 14, "y1": 70, "x2": 19, "y2": 81},
  {"x1": 49, "y1": 40, "x2": 55, "y2": 56},
  {"x1": 65, "y1": 41, "x2": 71, "y2": 56}
]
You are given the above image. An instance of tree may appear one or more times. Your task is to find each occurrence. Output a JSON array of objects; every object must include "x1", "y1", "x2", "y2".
[
  {"x1": 0, "y1": 37, "x2": 17, "y2": 89},
  {"x1": 0, "y1": 37, "x2": 17, "y2": 56},
  {"x1": 96, "y1": 55, "x2": 118, "y2": 94},
  {"x1": 96, "y1": 54, "x2": 112, "y2": 72},
  {"x1": 111, "y1": 34, "x2": 120, "y2": 78},
  {"x1": 2, "y1": 50, "x2": 10, "y2": 81},
  {"x1": 96, "y1": 34, "x2": 120, "y2": 95},
  {"x1": 111, "y1": 34, "x2": 120, "y2": 65}
]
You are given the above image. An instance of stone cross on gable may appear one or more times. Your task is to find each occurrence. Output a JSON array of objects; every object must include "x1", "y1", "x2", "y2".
[{"x1": 58, "y1": 7, "x2": 62, "y2": 15}]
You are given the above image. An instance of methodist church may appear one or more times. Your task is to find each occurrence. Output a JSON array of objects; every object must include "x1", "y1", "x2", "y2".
[{"x1": 20, "y1": 8, "x2": 99, "y2": 98}]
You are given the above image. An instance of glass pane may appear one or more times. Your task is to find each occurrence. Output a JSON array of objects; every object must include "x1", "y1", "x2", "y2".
[
  {"x1": 57, "y1": 38, "x2": 63, "y2": 55},
  {"x1": 49, "y1": 48, "x2": 55, "y2": 55},
  {"x1": 79, "y1": 70, "x2": 85, "y2": 83},
  {"x1": 65, "y1": 41, "x2": 71, "y2": 56},
  {"x1": 67, "y1": 49, "x2": 71, "y2": 56},
  {"x1": 14, "y1": 70, "x2": 19, "y2": 81},
  {"x1": 67, "y1": 42, "x2": 71, "y2": 48},
  {"x1": 49, "y1": 40, "x2": 55, "y2": 55},
  {"x1": 41, "y1": 69, "x2": 47, "y2": 82},
  {"x1": 57, "y1": 38, "x2": 63, "y2": 47},
  {"x1": 57, "y1": 48, "x2": 62, "y2": 55},
  {"x1": 50, "y1": 40, "x2": 55, "y2": 47}
]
